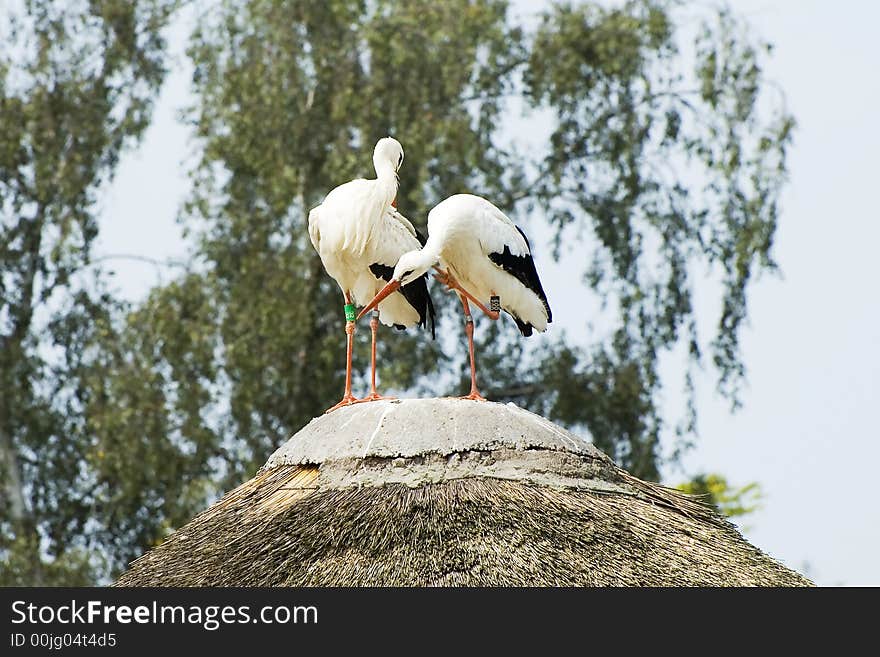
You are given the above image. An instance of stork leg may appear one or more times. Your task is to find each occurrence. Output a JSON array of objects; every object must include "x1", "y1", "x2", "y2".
[
  {"x1": 355, "y1": 309, "x2": 396, "y2": 403},
  {"x1": 434, "y1": 268, "x2": 500, "y2": 320},
  {"x1": 325, "y1": 294, "x2": 360, "y2": 413},
  {"x1": 459, "y1": 297, "x2": 487, "y2": 401}
]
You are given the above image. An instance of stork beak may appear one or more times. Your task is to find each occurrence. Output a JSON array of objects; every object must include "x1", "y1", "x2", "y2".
[{"x1": 357, "y1": 280, "x2": 401, "y2": 320}]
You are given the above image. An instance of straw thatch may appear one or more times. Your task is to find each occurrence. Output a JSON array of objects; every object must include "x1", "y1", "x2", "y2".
[{"x1": 115, "y1": 399, "x2": 811, "y2": 586}]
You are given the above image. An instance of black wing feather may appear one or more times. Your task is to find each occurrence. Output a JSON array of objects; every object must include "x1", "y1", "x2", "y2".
[
  {"x1": 368, "y1": 263, "x2": 436, "y2": 339},
  {"x1": 369, "y1": 263, "x2": 395, "y2": 281},
  {"x1": 487, "y1": 226, "x2": 552, "y2": 337}
]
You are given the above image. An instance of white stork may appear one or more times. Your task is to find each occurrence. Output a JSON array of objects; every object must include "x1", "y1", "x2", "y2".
[
  {"x1": 358, "y1": 193, "x2": 551, "y2": 400},
  {"x1": 308, "y1": 137, "x2": 436, "y2": 412}
]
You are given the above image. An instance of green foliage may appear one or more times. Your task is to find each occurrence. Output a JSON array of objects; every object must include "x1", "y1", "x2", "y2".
[
  {"x1": 678, "y1": 473, "x2": 763, "y2": 520},
  {"x1": 0, "y1": 535, "x2": 99, "y2": 586},
  {"x1": 152, "y1": 0, "x2": 522, "y2": 483},
  {"x1": 0, "y1": 0, "x2": 178, "y2": 584},
  {"x1": 0, "y1": 0, "x2": 793, "y2": 583}
]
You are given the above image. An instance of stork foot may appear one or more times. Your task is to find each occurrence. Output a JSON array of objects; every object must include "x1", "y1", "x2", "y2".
[
  {"x1": 459, "y1": 390, "x2": 488, "y2": 402},
  {"x1": 325, "y1": 393, "x2": 360, "y2": 413},
  {"x1": 354, "y1": 392, "x2": 397, "y2": 404}
]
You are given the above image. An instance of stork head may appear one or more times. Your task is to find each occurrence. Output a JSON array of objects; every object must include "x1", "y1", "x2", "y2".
[
  {"x1": 373, "y1": 137, "x2": 404, "y2": 173},
  {"x1": 392, "y1": 249, "x2": 436, "y2": 287},
  {"x1": 357, "y1": 248, "x2": 437, "y2": 320}
]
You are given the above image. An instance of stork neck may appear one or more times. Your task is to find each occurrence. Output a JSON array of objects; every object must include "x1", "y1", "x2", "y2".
[
  {"x1": 420, "y1": 233, "x2": 443, "y2": 263},
  {"x1": 374, "y1": 163, "x2": 399, "y2": 207}
]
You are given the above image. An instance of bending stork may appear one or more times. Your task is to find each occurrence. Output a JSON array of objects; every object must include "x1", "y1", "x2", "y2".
[
  {"x1": 308, "y1": 137, "x2": 435, "y2": 412},
  {"x1": 358, "y1": 193, "x2": 551, "y2": 400}
]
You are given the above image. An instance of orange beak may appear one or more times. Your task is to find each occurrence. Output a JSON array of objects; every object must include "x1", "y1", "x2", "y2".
[{"x1": 357, "y1": 279, "x2": 401, "y2": 320}]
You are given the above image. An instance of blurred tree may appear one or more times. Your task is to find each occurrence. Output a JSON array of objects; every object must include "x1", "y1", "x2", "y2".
[
  {"x1": 678, "y1": 473, "x2": 762, "y2": 520},
  {"x1": 505, "y1": 1, "x2": 793, "y2": 478},
  {"x1": 97, "y1": 0, "x2": 790, "y2": 572},
  {"x1": 112, "y1": 0, "x2": 524, "y2": 490},
  {"x1": 131, "y1": 0, "x2": 790, "y2": 483},
  {"x1": 1, "y1": 0, "x2": 792, "y2": 583},
  {"x1": 0, "y1": 0, "x2": 177, "y2": 584}
]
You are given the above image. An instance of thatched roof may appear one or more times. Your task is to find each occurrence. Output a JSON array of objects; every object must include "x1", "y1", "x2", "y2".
[{"x1": 115, "y1": 399, "x2": 811, "y2": 586}]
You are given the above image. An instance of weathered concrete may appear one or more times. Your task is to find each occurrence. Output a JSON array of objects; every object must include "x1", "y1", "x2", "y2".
[
  {"x1": 261, "y1": 398, "x2": 624, "y2": 493},
  {"x1": 264, "y1": 398, "x2": 602, "y2": 465}
]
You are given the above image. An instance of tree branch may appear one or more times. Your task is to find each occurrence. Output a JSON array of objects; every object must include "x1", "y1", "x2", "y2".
[{"x1": 90, "y1": 253, "x2": 189, "y2": 270}]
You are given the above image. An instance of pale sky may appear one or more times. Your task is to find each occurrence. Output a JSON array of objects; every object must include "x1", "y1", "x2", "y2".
[{"x1": 95, "y1": 0, "x2": 880, "y2": 586}]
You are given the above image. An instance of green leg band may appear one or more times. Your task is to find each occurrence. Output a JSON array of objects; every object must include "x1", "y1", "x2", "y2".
[{"x1": 344, "y1": 303, "x2": 356, "y2": 322}]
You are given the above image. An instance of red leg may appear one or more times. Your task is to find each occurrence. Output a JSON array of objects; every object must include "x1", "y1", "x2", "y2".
[
  {"x1": 325, "y1": 294, "x2": 360, "y2": 413},
  {"x1": 433, "y1": 267, "x2": 500, "y2": 320},
  {"x1": 356, "y1": 310, "x2": 396, "y2": 403},
  {"x1": 459, "y1": 297, "x2": 487, "y2": 401}
]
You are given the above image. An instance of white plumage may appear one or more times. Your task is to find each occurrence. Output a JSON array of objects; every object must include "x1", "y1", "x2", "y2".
[
  {"x1": 366, "y1": 193, "x2": 551, "y2": 335},
  {"x1": 426, "y1": 194, "x2": 550, "y2": 334},
  {"x1": 308, "y1": 137, "x2": 434, "y2": 411},
  {"x1": 309, "y1": 204, "x2": 424, "y2": 328},
  {"x1": 307, "y1": 137, "x2": 430, "y2": 330},
  {"x1": 358, "y1": 193, "x2": 551, "y2": 401}
]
